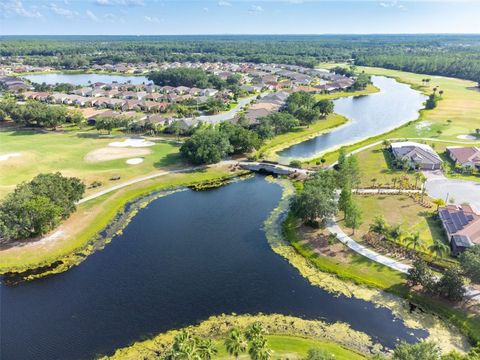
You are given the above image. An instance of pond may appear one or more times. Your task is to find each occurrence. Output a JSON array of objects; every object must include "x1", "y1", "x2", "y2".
[
  {"x1": 277, "y1": 76, "x2": 427, "y2": 162},
  {"x1": 23, "y1": 73, "x2": 151, "y2": 86},
  {"x1": 0, "y1": 177, "x2": 426, "y2": 360}
]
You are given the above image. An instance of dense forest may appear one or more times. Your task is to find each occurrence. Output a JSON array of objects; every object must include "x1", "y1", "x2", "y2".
[{"x1": 1, "y1": 35, "x2": 480, "y2": 83}]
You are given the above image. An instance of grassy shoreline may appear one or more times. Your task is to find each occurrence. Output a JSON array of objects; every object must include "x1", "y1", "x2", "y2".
[
  {"x1": 258, "y1": 84, "x2": 379, "y2": 161},
  {"x1": 102, "y1": 313, "x2": 371, "y2": 360},
  {"x1": 308, "y1": 65, "x2": 480, "y2": 166},
  {"x1": 259, "y1": 113, "x2": 349, "y2": 160},
  {"x1": 0, "y1": 167, "x2": 247, "y2": 275},
  {"x1": 283, "y1": 207, "x2": 480, "y2": 346}
]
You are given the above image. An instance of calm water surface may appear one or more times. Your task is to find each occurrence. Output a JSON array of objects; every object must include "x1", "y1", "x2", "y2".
[
  {"x1": 1, "y1": 177, "x2": 426, "y2": 360},
  {"x1": 23, "y1": 73, "x2": 151, "y2": 86},
  {"x1": 277, "y1": 76, "x2": 427, "y2": 162}
]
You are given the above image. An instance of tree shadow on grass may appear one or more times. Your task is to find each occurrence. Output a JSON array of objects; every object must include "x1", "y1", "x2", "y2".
[
  {"x1": 153, "y1": 152, "x2": 184, "y2": 168},
  {"x1": 1, "y1": 127, "x2": 47, "y2": 136}
]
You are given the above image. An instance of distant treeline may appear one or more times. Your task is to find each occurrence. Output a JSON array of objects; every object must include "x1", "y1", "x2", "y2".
[{"x1": 2, "y1": 35, "x2": 480, "y2": 82}]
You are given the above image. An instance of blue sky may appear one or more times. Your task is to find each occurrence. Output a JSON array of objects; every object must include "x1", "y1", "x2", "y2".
[{"x1": 0, "y1": 0, "x2": 479, "y2": 35}]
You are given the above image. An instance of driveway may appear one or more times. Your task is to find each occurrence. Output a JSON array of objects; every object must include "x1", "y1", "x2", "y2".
[{"x1": 424, "y1": 170, "x2": 480, "y2": 209}]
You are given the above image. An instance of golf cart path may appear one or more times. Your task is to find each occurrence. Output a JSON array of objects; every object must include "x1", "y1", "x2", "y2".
[{"x1": 326, "y1": 219, "x2": 480, "y2": 301}]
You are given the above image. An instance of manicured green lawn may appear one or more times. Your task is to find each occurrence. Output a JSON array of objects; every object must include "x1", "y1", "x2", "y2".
[
  {"x1": 315, "y1": 84, "x2": 379, "y2": 100},
  {"x1": 337, "y1": 194, "x2": 445, "y2": 256},
  {"x1": 0, "y1": 128, "x2": 181, "y2": 198},
  {"x1": 308, "y1": 65, "x2": 480, "y2": 166},
  {"x1": 283, "y1": 212, "x2": 407, "y2": 291},
  {"x1": 355, "y1": 144, "x2": 420, "y2": 188},
  {"x1": 284, "y1": 211, "x2": 480, "y2": 344},
  {"x1": 259, "y1": 114, "x2": 348, "y2": 160},
  {"x1": 343, "y1": 141, "x2": 480, "y2": 188},
  {"x1": 356, "y1": 66, "x2": 480, "y2": 141},
  {"x1": 0, "y1": 166, "x2": 236, "y2": 274},
  {"x1": 215, "y1": 335, "x2": 366, "y2": 360}
]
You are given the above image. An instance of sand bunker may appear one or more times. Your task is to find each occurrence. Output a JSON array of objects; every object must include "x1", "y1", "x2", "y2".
[
  {"x1": 109, "y1": 138, "x2": 155, "y2": 148},
  {"x1": 126, "y1": 158, "x2": 145, "y2": 165},
  {"x1": 85, "y1": 148, "x2": 151, "y2": 162},
  {"x1": 415, "y1": 121, "x2": 431, "y2": 130},
  {"x1": 0, "y1": 153, "x2": 21, "y2": 161},
  {"x1": 457, "y1": 134, "x2": 477, "y2": 140}
]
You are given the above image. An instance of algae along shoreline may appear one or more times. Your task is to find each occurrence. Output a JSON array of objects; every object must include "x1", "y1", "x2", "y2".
[
  {"x1": 102, "y1": 314, "x2": 373, "y2": 360},
  {"x1": 0, "y1": 171, "x2": 249, "y2": 282},
  {"x1": 263, "y1": 177, "x2": 469, "y2": 354}
]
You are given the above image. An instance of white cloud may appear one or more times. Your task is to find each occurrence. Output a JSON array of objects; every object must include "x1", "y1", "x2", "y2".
[
  {"x1": 49, "y1": 3, "x2": 78, "y2": 17},
  {"x1": 0, "y1": 0, "x2": 42, "y2": 18},
  {"x1": 94, "y1": 0, "x2": 145, "y2": 6},
  {"x1": 144, "y1": 15, "x2": 161, "y2": 24},
  {"x1": 85, "y1": 9, "x2": 98, "y2": 21},
  {"x1": 379, "y1": 0, "x2": 407, "y2": 10},
  {"x1": 248, "y1": 5, "x2": 264, "y2": 13},
  {"x1": 103, "y1": 13, "x2": 126, "y2": 23},
  {"x1": 218, "y1": 1, "x2": 232, "y2": 7},
  {"x1": 203, "y1": 7, "x2": 209, "y2": 12}
]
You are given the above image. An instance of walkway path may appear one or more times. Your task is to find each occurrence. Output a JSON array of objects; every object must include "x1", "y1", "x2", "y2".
[
  {"x1": 354, "y1": 188, "x2": 421, "y2": 194},
  {"x1": 78, "y1": 161, "x2": 237, "y2": 204},
  {"x1": 326, "y1": 219, "x2": 480, "y2": 300},
  {"x1": 78, "y1": 166, "x2": 204, "y2": 204}
]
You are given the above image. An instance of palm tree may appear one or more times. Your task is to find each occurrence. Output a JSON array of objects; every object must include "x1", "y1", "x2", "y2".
[
  {"x1": 392, "y1": 176, "x2": 398, "y2": 189},
  {"x1": 389, "y1": 225, "x2": 403, "y2": 244},
  {"x1": 405, "y1": 231, "x2": 423, "y2": 251},
  {"x1": 172, "y1": 330, "x2": 200, "y2": 360},
  {"x1": 414, "y1": 172, "x2": 422, "y2": 189},
  {"x1": 198, "y1": 339, "x2": 217, "y2": 360},
  {"x1": 248, "y1": 337, "x2": 272, "y2": 360},
  {"x1": 224, "y1": 329, "x2": 248, "y2": 360},
  {"x1": 245, "y1": 322, "x2": 266, "y2": 342},
  {"x1": 433, "y1": 198, "x2": 445, "y2": 210},
  {"x1": 429, "y1": 239, "x2": 450, "y2": 259}
]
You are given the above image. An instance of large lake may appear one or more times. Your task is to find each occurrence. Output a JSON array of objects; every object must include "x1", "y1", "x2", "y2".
[
  {"x1": 0, "y1": 177, "x2": 426, "y2": 360},
  {"x1": 23, "y1": 73, "x2": 151, "y2": 86},
  {"x1": 277, "y1": 76, "x2": 427, "y2": 162}
]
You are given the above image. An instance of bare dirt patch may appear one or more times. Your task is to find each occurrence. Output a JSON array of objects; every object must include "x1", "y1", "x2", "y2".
[
  {"x1": 84, "y1": 147, "x2": 151, "y2": 162},
  {"x1": 298, "y1": 224, "x2": 352, "y2": 264}
]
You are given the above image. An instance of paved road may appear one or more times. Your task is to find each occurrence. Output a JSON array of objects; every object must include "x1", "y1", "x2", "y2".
[{"x1": 423, "y1": 170, "x2": 480, "y2": 209}]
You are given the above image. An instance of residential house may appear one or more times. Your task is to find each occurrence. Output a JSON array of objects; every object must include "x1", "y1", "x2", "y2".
[
  {"x1": 446, "y1": 147, "x2": 480, "y2": 169},
  {"x1": 201, "y1": 88, "x2": 218, "y2": 97},
  {"x1": 390, "y1": 141, "x2": 443, "y2": 170},
  {"x1": 241, "y1": 108, "x2": 270, "y2": 127},
  {"x1": 439, "y1": 204, "x2": 480, "y2": 255}
]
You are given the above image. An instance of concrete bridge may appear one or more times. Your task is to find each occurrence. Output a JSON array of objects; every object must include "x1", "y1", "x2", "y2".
[{"x1": 238, "y1": 161, "x2": 312, "y2": 177}]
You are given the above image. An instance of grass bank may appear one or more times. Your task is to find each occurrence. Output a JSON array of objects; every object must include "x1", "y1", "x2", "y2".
[
  {"x1": 308, "y1": 65, "x2": 480, "y2": 166},
  {"x1": 0, "y1": 165, "x2": 244, "y2": 275},
  {"x1": 259, "y1": 114, "x2": 348, "y2": 161},
  {"x1": 315, "y1": 83, "x2": 379, "y2": 100},
  {"x1": 0, "y1": 128, "x2": 181, "y2": 199},
  {"x1": 283, "y1": 210, "x2": 480, "y2": 346},
  {"x1": 102, "y1": 313, "x2": 371, "y2": 360}
]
